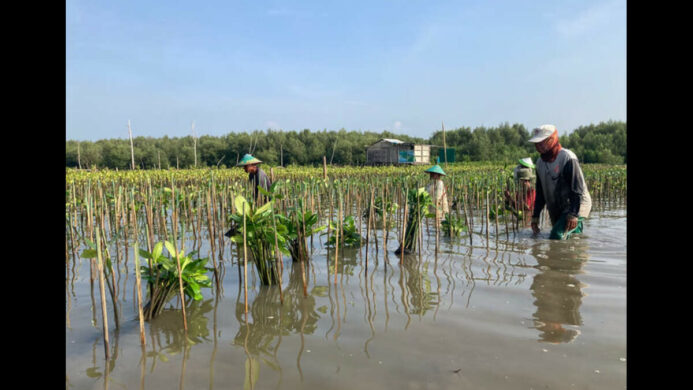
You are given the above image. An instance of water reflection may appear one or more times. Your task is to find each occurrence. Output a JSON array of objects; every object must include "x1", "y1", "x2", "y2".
[
  {"x1": 148, "y1": 299, "x2": 214, "y2": 354},
  {"x1": 233, "y1": 262, "x2": 321, "y2": 362},
  {"x1": 401, "y1": 256, "x2": 439, "y2": 316},
  {"x1": 529, "y1": 239, "x2": 589, "y2": 343}
]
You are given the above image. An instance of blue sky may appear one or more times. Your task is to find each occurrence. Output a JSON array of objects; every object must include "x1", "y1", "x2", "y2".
[{"x1": 66, "y1": 0, "x2": 626, "y2": 141}]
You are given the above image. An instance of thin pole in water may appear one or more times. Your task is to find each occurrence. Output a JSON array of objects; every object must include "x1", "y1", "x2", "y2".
[{"x1": 95, "y1": 230, "x2": 110, "y2": 360}]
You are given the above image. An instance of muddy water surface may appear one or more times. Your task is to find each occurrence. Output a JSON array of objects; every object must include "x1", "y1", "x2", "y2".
[{"x1": 66, "y1": 207, "x2": 626, "y2": 389}]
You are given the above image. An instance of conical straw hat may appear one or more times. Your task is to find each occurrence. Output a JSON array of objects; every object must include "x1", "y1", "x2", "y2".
[{"x1": 237, "y1": 154, "x2": 262, "y2": 166}]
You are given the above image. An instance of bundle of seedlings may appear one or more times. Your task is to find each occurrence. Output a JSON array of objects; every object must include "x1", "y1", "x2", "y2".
[
  {"x1": 395, "y1": 187, "x2": 433, "y2": 255},
  {"x1": 323, "y1": 215, "x2": 364, "y2": 248},
  {"x1": 277, "y1": 200, "x2": 326, "y2": 262},
  {"x1": 138, "y1": 241, "x2": 212, "y2": 320},
  {"x1": 228, "y1": 195, "x2": 290, "y2": 285}
]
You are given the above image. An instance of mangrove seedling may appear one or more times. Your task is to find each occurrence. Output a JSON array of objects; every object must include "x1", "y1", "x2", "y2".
[
  {"x1": 277, "y1": 202, "x2": 326, "y2": 262},
  {"x1": 227, "y1": 195, "x2": 291, "y2": 285},
  {"x1": 441, "y1": 213, "x2": 467, "y2": 237},
  {"x1": 138, "y1": 241, "x2": 212, "y2": 319},
  {"x1": 323, "y1": 215, "x2": 364, "y2": 248}
]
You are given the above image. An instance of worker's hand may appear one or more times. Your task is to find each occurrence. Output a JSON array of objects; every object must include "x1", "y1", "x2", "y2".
[
  {"x1": 531, "y1": 222, "x2": 540, "y2": 235},
  {"x1": 565, "y1": 215, "x2": 578, "y2": 232},
  {"x1": 503, "y1": 189, "x2": 512, "y2": 202}
]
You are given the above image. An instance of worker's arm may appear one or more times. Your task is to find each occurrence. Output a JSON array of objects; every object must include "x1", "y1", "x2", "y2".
[
  {"x1": 562, "y1": 158, "x2": 585, "y2": 231},
  {"x1": 562, "y1": 159, "x2": 584, "y2": 218},
  {"x1": 531, "y1": 175, "x2": 545, "y2": 234}
]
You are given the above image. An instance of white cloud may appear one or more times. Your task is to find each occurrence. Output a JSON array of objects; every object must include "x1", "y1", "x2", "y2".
[{"x1": 393, "y1": 121, "x2": 403, "y2": 130}]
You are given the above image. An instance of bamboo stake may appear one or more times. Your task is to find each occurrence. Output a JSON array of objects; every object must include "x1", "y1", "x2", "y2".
[
  {"x1": 170, "y1": 181, "x2": 188, "y2": 333},
  {"x1": 242, "y1": 206, "x2": 248, "y2": 314},
  {"x1": 95, "y1": 230, "x2": 110, "y2": 360},
  {"x1": 128, "y1": 120, "x2": 135, "y2": 170},
  {"x1": 400, "y1": 200, "x2": 408, "y2": 265},
  {"x1": 334, "y1": 190, "x2": 341, "y2": 285},
  {"x1": 131, "y1": 191, "x2": 146, "y2": 346},
  {"x1": 323, "y1": 156, "x2": 328, "y2": 181}
]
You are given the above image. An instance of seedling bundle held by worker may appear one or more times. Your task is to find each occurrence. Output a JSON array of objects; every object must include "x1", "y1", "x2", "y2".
[{"x1": 528, "y1": 125, "x2": 592, "y2": 240}]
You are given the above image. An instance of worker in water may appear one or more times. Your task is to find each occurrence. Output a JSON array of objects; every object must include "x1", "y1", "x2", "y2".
[
  {"x1": 528, "y1": 125, "x2": 592, "y2": 240},
  {"x1": 424, "y1": 163, "x2": 450, "y2": 225},
  {"x1": 504, "y1": 157, "x2": 536, "y2": 224},
  {"x1": 237, "y1": 153, "x2": 272, "y2": 204},
  {"x1": 226, "y1": 154, "x2": 272, "y2": 238}
]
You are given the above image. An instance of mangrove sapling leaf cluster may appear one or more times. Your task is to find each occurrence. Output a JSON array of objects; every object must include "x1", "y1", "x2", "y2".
[
  {"x1": 138, "y1": 241, "x2": 212, "y2": 319},
  {"x1": 362, "y1": 196, "x2": 398, "y2": 218},
  {"x1": 441, "y1": 213, "x2": 467, "y2": 237},
  {"x1": 396, "y1": 187, "x2": 433, "y2": 255},
  {"x1": 278, "y1": 204, "x2": 326, "y2": 262},
  {"x1": 324, "y1": 215, "x2": 364, "y2": 248},
  {"x1": 228, "y1": 195, "x2": 290, "y2": 286}
]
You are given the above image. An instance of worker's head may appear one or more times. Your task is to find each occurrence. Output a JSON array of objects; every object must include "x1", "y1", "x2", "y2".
[
  {"x1": 237, "y1": 154, "x2": 262, "y2": 173},
  {"x1": 529, "y1": 124, "x2": 560, "y2": 154},
  {"x1": 244, "y1": 163, "x2": 259, "y2": 174},
  {"x1": 424, "y1": 164, "x2": 446, "y2": 180},
  {"x1": 514, "y1": 167, "x2": 534, "y2": 190}
]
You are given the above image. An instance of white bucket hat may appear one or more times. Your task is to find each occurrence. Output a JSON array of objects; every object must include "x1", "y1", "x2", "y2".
[{"x1": 529, "y1": 124, "x2": 557, "y2": 143}]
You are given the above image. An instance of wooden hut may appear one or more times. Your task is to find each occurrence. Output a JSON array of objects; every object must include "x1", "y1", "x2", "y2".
[{"x1": 366, "y1": 139, "x2": 432, "y2": 165}]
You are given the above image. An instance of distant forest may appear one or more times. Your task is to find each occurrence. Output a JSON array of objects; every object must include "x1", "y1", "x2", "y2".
[{"x1": 66, "y1": 120, "x2": 626, "y2": 169}]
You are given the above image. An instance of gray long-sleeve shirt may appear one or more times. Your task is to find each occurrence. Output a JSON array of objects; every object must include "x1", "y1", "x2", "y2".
[
  {"x1": 532, "y1": 149, "x2": 591, "y2": 225},
  {"x1": 249, "y1": 167, "x2": 272, "y2": 202}
]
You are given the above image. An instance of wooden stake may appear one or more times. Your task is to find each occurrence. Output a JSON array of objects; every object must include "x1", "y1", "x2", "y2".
[
  {"x1": 95, "y1": 230, "x2": 110, "y2": 360},
  {"x1": 128, "y1": 120, "x2": 135, "y2": 170},
  {"x1": 170, "y1": 181, "x2": 188, "y2": 332},
  {"x1": 323, "y1": 156, "x2": 328, "y2": 181}
]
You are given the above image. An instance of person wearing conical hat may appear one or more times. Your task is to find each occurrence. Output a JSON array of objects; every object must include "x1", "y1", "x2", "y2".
[
  {"x1": 237, "y1": 154, "x2": 272, "y2": 204},
  {"x1": 424, "y1": 162, "x2": 449, "y2": 225},
  {"x1": 504, "y1": 157, "x2": 536, "y2": 224},
  {"x1": 528, "y1": 124, "x2": 592, "y2": 240}
]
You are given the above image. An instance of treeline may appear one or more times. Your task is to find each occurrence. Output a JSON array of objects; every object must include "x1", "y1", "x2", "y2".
[{"x1": 66, "y1": 121, "x2": 625, "y2": 169}]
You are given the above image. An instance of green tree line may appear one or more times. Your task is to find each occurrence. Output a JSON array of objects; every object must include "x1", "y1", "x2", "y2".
[{"x1": 66, "y1": 121, "x2": 625, "y2": 169}]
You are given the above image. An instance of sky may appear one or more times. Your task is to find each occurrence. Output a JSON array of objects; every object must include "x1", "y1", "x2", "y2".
[{"x1": 66, "y1": 0, "x2": 626, "y2": 141}]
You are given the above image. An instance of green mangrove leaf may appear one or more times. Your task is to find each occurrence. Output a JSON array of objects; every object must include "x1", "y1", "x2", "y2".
[
  {"x1": 80, "y1": 249, "x2": 97, "y2": 259},
  {"x1": 234, "y1": 195, "x2": 250, "y2": 217},
  {"x1": 164, "y1": 241, "x2": 177, "y2": 257},
  {"x1": 255, "y1": 201, "x2": 272, "y2": 216},
  {"x1": 257, "y1": 186, "x2": 271, "y2": 197},
  {"x1": 152, "y1": 242, "x2": 164, "y2": 260}
]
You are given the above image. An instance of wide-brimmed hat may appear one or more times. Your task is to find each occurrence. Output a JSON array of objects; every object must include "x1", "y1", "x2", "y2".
[
  {"x1": 529, "y1": 124, "x2": 557, "y2": 143},
  {"x1": 518, "y1": 157, "x2": 535, "y2": 169},
  {"x1": 425, "y1": 164, "x2": 446, "y2": 176},
  {"x1": 237, "y1": 154, "x2": 262, "y2": 166}
]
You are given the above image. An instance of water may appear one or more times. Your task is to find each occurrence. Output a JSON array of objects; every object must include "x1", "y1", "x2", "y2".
[{"x1": 66, "y1": 207, "x2": 626, "y2": 389}]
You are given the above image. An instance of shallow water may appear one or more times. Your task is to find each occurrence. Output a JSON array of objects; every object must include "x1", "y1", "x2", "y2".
[{"x1": 66, "y1": 207, "x2": 626, "y2": 390}]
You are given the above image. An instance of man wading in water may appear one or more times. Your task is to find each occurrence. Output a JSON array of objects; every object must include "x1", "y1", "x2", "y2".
[
  {"x1": 225, "y1": 153, "x2": 272, "y2": 237},
  {"x1": 528, "y1": 125, "x2": 591, "y2": 240},
  {"x1": 238, "y1": 153, "x2": 272, "y2": 204}
]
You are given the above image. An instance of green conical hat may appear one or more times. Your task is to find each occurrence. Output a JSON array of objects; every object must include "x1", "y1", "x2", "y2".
[
  {"x1": 518, "y1": 157, "x2": 535, "y2": 169},
  {"x1": 237, "y1": 154, "x2": 262, "y2": 166},
  {"x1": 425, "y1": 164, "x2": 446, "y2": 176}
]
